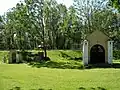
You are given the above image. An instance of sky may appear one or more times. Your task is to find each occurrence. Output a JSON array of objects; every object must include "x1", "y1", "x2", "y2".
[
  {"x1": 0, "y1": 0, "x2": 73, "y2": 15},
  {"x1": 57, "y1": 0, "x2": 73, "y2": 7}
]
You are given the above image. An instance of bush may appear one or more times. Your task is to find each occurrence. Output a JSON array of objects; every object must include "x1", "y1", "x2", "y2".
[
  {"x1": 113, "y1": 50, "x2": 120, "y2": 60},
  {"x1": 1, "y1": 51, "x2": 9, "y2": 63}
]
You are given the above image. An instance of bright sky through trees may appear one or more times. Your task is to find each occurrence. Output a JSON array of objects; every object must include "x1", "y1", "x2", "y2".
[{"x1": 0, "y1": 0, "x2": 73, "y2": 15}]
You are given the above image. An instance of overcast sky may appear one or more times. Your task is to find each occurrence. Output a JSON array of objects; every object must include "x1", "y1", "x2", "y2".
[{"x1": 0, "y1": 0, "x2": 73, "y2": 15}]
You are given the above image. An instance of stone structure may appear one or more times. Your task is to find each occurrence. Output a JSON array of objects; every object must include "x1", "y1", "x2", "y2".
[{"x1": 83, "y1": 30, "x2": 113, "y2": 65}]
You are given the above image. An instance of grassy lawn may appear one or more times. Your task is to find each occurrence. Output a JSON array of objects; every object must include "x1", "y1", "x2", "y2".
[
  {"x1": 0, "y1": 50, "x2": 120, "y2": 90},
  {"x1": 0, "y1": 64, "x2": 120, "y2": 90}
]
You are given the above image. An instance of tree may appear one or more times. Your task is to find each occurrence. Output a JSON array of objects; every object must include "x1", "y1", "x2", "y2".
[
  {"x1": 110, "y1": 0, "x2": 120, "y2": 12},
  {"x1": 25, "y1": 0, "x2": 48, "y2": 57},
  {"x1": 1, "y1": 0, "x2": 119, "y2": 51},
  {"x1": 3, "y1": 2, "x2": 33, "y2": 50},
  {"x1": 73, "y1": 0, "x2": 117, "y2": 36}
]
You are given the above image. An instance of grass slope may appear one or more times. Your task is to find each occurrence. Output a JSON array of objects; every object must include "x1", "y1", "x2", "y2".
[
  {"x1": 29, "y1": 50, "x2": 84, "y2": 69},
  {"x1": 30, "y1": 50, "x2": 82, "y2": 61}
]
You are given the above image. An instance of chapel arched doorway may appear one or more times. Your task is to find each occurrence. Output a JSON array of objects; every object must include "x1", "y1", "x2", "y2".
[{"x1": 90, "y1": 44, "x2": 105, "y2": 64}]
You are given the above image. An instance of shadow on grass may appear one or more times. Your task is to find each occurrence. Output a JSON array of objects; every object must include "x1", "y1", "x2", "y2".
[
  {"x1": 28, "y1": 61, "x2": 120, "y2": 69},
  {"x1": 10, "y1": 86, "x2": 52, "y2": 90},
  {"x1": 28, "y1": 60, "x2": 84, "y2": 69},
  {"x1": 85, "y1": 63, "x2": 120, "y2": 69},
  {"x1": 112, "y1": 63, "x2": 120, "y2": 68},
  {"x1": 78, "y1": 87, "x2": 107, "y2": 90},
  {"x1": 10, "y1": 86, "x2": 21, "y2": 90},
  {"x1": 9, "y1": 86, "x2": 107, "y2": 90}
]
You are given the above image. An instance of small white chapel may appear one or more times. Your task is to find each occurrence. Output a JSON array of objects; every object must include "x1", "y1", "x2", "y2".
[{"x1": 83, "y1": 30, "x2": 113, "y2": 65}]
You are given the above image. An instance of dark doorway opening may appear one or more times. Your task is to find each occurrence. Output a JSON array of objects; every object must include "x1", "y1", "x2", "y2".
[{"x1": 90, "y1": 44, "x2": 105, "y2": 64}]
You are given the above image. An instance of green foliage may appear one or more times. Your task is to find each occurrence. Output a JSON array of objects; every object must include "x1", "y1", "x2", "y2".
[
  {"x1": 0, "y1": 0, "x2": 120, "y2": 50},
  {"x1": 0, "y1": 0, "x2": 82, "y2": 50},
  {"x1": 113, "y1": 50, "x2": 120, "y2": 60},
  {"x1": 110, "y1": 0, "x2": 120, "y2": 12},
  {"x1": 0, "y1": 51, "x2": 9, "y2": 63}
]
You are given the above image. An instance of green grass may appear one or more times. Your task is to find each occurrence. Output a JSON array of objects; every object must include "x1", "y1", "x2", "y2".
[
  {"x1": 0, "y1": 64, "x2": 120, "y2": 90},
  {"x1": 30, "y1": 50, "x2": 82, "y2": 61},
  {"x1": 0, "y1": 50, "x2": 120, "y2": 90},
  {"x1": 28, "y1": 50, "x2": 84, "y2": 69}
]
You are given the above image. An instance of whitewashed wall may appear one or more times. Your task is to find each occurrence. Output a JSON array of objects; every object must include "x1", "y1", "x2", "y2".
[
  {"x1": 108, "y1": 41, "x2": 113, "y2": 64},
  {"x1": 83, "y1": 40, "x2": 88, "y2": 65}
]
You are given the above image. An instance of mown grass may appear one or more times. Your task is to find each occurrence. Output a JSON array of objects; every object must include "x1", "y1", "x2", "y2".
[
  {"x1": 0, "y1": 50, "x2": 120, "y2": 90},
  {"x1": 0, "y1": 64, "x2": 120, "y2": 90}
]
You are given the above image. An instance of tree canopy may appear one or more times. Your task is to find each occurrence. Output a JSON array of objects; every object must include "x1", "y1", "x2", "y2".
[{"x1": 0, "y1": 0, "x2": 119, "y2": 50}]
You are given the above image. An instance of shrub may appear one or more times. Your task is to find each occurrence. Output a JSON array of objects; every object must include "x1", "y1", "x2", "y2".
[
  {"x1": 113, "y1": 50, "x2": 120, "y2": 60},
  {"x1": 1, "y1": 51, "x2": 9, "y2": 63}
]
